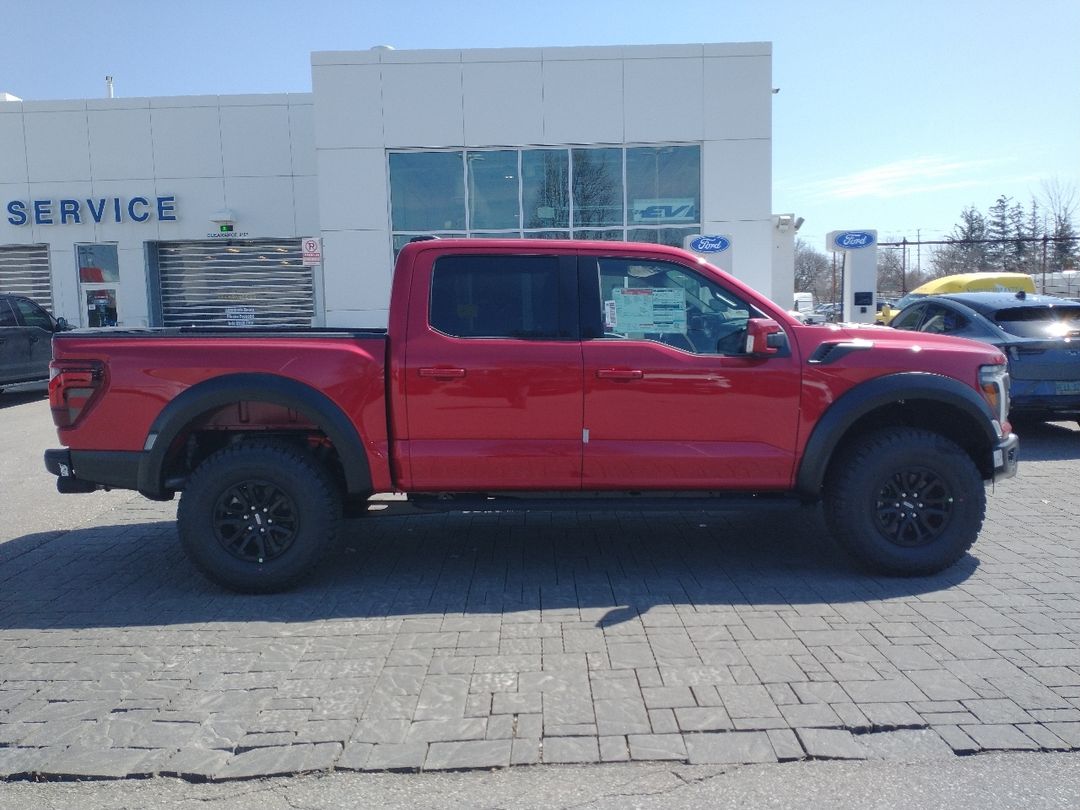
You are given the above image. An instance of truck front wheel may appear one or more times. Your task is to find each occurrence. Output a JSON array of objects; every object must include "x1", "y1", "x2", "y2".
[
  {"x1": 825, "y1": 428, "x2": 985, "y2": 576},
  {"x1": 177, "y1": 440, "x2": 342, "y2": 592}
]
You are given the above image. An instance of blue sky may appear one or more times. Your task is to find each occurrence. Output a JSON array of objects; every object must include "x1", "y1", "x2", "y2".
[{"x1": 5, "y1": 0, "x2": 1078, "y2": 249}]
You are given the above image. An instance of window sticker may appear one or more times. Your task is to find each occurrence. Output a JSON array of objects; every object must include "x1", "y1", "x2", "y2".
[
  {"x1": 612, "y1": 287, "x2": 687, "y2": 334},
  {"x1": 604, "y1": 299, "x2": 617, "y2": 328}
]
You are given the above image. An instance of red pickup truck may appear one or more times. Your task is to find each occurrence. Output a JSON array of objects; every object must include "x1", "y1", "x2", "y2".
[{"x1": 44, "y1": 239, "x2": 1018, "y2": 592}]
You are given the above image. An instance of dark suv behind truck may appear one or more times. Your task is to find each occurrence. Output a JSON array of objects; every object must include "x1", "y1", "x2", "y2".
[{"x1": 0, "y1": 294, "x2": 68, "y2": 393}]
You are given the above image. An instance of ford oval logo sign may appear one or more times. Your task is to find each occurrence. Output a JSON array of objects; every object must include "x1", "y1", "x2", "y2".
[
  {"x1": 834, "y1": 231, "x2": 875, "y2": 249},
  {"x1": 690, "y1": 235, "x2": 730, "y2": 253}
]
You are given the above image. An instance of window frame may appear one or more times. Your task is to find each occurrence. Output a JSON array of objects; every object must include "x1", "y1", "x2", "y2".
[
  {"x1": 390, "y1": 144, "x2": 703, "y2": 253},
  {"x1": 427, "y1": 254, "x2": 579, "y2": 341},
  {"x1": 578, "y1": 255, "x2": 763, "y2": 356}
]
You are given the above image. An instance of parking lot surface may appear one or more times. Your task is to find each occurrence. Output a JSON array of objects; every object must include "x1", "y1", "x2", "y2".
[{"x1": 2, "y1": 395, "x2": 1079, "y2": 781}]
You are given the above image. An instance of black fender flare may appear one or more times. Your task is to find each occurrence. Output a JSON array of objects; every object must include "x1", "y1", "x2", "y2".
[
  {"x1": 137, "y1": 372, "x2": 373, "y2": 498},
  {"x1": 795, "y1": 372, "x2": 997, "y2": 497}
]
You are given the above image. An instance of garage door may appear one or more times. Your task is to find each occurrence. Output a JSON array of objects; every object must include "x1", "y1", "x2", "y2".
[
  {"x1": 156, "y1": 239, "x2": 313, "y2": 327},
  {"x1": 0, "y1": 244, "x2": 52, "y2": 311}
]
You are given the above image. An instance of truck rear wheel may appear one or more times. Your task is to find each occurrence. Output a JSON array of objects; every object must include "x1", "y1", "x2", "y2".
[
  {"x1": 177, "y1": 440, "x2": 342, "y2": 593},
  {"x1": 825, "y1": 428, "x2": 985, "y2": 576}
]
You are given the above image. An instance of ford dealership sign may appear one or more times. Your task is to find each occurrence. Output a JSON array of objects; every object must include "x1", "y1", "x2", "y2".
[
  {"x1": 689, "y1": 235, "x2": 731, "y2": 253},
  {"x1": 833, "y1": 231, "x2": 875, "y2": 250}
]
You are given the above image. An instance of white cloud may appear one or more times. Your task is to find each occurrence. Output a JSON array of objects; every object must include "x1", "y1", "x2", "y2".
[{"x1": 797, "y1": 156, "x2": 1000, "y2": 200}]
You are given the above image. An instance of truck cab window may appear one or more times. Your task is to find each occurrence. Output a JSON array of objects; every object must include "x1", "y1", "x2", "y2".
[
  {"x1": 430, "y1": 255, "x2": 564, "y2": 339},
  {"x1": 596, "y1": 258, "x2": 752, "y2": 355}
]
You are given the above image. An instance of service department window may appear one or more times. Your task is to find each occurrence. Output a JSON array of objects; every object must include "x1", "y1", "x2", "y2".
[
  {"x1": 596, "y1": 258, "x2": 752, "y2": 355},
  {"x1": 389, "y1": 152, "x2": 466, "y2": 232},
  {"x1": 430, "y1": 255, "x2": 562, "y2": 339},
  {"x1": 390, "y1": 144, "x2": 701, "y2": 252}
]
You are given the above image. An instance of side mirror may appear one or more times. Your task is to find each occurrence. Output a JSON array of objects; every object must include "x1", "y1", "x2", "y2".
[
  {"x1": 744, "y1": 318, "x2": 785, "y2": 356},
  {"x1": 55, "y1": 317, "x2": 70, "y2": 332}
]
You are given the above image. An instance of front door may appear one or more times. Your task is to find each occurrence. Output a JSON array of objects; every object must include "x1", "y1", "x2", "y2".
[
  {"x1": 401, "y1": 250, "x2": 583, "y2": 491},
  {"x1": 77, "y1": 244, "x2": 120, "y2": 327},
  {"x1": 10, "y1": 296, "x2": 55, "y2": 381},
  {"x1": 580, "y1": 254, "x2": 802, "y2": 490}
]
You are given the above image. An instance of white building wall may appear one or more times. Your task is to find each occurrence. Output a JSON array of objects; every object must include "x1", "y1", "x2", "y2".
[
  {"x1": 0, "y1": 42, "x2": 783, "y2": 329},
  {"x1": 312, "y1": 43, "x2": 777, "y2": 327},
  {"x1": 0, "y1": 94, "x2": 315, "y2": 326}
]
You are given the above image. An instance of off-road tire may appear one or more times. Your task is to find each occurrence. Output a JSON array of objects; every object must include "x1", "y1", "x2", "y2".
[
  {"x1": 825, "y1": 428, "x2": 985, "y2": 576},
  {"x1": 178, "y1": 440, "x2": 342, "y2": 593}
]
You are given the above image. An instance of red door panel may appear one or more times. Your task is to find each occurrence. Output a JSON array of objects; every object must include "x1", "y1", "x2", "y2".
[{"x1": 583, "y1": 341, "x2": 801, "y2": 489}]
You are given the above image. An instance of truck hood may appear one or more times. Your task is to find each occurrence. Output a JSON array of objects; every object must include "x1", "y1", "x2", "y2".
[{"x1": 797, "y1": 322, "x2": 1007, "y2": 371}]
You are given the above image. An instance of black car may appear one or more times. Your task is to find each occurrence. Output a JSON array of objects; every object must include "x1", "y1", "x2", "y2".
[
  {"x1": 0, "y1": 294, "x2": 69, "y2": 393},
  {"x1": 890, "y1": 291, "x2": 1080, "y2": 423}
]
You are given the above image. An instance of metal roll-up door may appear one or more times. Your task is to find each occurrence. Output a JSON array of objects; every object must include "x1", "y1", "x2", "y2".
[
  {"x1": 156, "y1": 239, "x2": 313, "y2": 327},
  {"x1": 0, "y1": 244, "x2": 52, "y2": 311}
]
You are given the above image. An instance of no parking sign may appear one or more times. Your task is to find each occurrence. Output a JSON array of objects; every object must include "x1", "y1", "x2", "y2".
[{"x1": 302, "y1": 237, "x2": 322, "y2": 266}]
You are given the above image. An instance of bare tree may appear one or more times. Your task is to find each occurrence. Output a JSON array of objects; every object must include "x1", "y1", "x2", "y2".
[
  {"x1": 1041, "y1": 179, "x2": 1079, "y2": 271},
  {"x1": 794, "y1": 239, "x2": 831, "y2": 301}
]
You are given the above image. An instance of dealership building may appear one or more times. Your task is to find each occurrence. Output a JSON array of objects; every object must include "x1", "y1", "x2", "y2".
[{"x1": 0, "y1": 42, "x2": 792, "y2": 329}]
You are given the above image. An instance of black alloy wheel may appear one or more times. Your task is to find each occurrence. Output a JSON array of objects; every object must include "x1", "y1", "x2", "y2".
[
  {"x1": 825, "y1": 427, "x2": 985, "y2": 576},
  {"x1": 212, "y1": 479, "x2": 300, "y2": 563}
]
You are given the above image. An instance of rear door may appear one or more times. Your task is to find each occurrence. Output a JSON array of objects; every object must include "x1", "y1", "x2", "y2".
[
  {"x1": 579, "y1": 254, "x2": 802, "y2": 489},
  {"x1": 400, "y1": 250, "x2": 583, "y2": 490}
]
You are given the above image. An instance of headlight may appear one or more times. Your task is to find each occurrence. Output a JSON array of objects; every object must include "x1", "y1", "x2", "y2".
[{"x1": 979, "y1": 363, "x2": 1010, "y2": 433}]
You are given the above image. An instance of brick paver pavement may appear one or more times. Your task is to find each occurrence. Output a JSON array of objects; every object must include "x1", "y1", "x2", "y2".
[{"x1": 2, "y1": 422, "x2": 1079, "y2": 780}]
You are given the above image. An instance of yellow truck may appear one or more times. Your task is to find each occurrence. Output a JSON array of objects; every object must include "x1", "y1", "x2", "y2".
[{"x1": 879, "y1": 272, "x2": 1037, "y2": 324}]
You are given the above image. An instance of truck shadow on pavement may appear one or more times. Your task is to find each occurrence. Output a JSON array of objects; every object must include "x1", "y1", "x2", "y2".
[
  {"x1": 0, "y1": 503, "x2": 979, "y2": 632},
  {"x1": 1009, "y1": 420, "x2": 1080, "y2": 460}
]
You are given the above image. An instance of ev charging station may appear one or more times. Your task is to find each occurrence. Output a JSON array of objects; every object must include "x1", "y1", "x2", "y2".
[{"x1": 826, "y1": 230, "x2": 878, "y2": 324}]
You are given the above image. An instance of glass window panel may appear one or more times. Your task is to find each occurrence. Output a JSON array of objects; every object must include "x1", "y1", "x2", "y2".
[
  {"x1": 627, "y1": 227, "x2": 700, "y2": 248},
  {"x1": 393, "y1": 233, "x2": 466, "y2": 260},
  {"x1": 524, "y1": 231, "x2": 571, "y2": 240},
  {"x1": 0, "y1": 301, "x2": 16, "y2": 327},
  {"x1": 522, "y1": 150, "x2": 569, "y2": 229},
  {"x1": 430, "y1": 255, "x2": 561, "y2": 339},
  {"x1": 390, "y1": 152, "x2": 466, "y2": 231},
  {"x1": 572, "y1": 148, "x2": 623, "y2": 227},
  {"x1": 472, "y1": 232, "x2": 521, "y2": 239},
  {"x1": 13, "y1": 297, "x2": 54, "y2": 330},
  {"x1": 596, "y1": 258, "x2": 751, "y2": 355},
  {"x1": 467, "y1": 151, "x2": 520, "y2": 230},
  {"x1": 626, "y1": 146, "x2": 701, "y2": 226},
  {"x1": 573, "y1": 229, "x2": 625, "y2": 241},
  {"x1": 77, "y1": 243, "x2": 120, "y2": 283},
  {"x1": 83, "y1": 289, "x2": 118, "y2": 327}
]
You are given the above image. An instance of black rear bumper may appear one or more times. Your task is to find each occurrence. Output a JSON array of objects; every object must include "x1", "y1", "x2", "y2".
[{"x1": 44, "y1": 448, "x2": 145, "y2": 494}]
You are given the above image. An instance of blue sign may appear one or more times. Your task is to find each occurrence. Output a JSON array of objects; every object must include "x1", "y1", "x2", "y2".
[
  {"x1": 833, "y1": 231, "x2": 875, "y2": 249},
  {"x1": 6, "y1": 195, "x2": 177, "y2": 226},
  {"x1": 689, "y1": 235, "x2": 731, "y2": 253}
]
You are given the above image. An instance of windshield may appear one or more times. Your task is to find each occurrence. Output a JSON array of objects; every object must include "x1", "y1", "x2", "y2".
[
  {"x1": 892, "y1": 292, "x2": 926, "y2": 310},
  {"x1": 994, "y1": 305, "x2": 1080, "y2": 339}
]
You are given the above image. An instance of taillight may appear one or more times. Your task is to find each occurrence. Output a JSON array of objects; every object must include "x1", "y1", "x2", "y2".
[{"x1": 49, "y1": 362, "x2": 105, "y2": 428}]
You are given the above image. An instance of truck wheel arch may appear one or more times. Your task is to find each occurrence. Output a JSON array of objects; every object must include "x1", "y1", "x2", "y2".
[
  {"x1": 796, "y1": 372, "x2": 999, "y2": 498},
  {"x1": 137, "y1": 372, "x2": 372, "y2": 498}
]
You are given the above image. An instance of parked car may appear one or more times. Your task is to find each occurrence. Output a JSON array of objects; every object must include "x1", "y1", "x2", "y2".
[
  {"x1": 879, "y1": 272, "x2": 1037, "y2": 324},
  {"x1": 890, "y1": 291, "x2": 1080, "y2": 423},
  {"x1": 0, "y1": 294, "x2": 69, "y2": 393}
]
